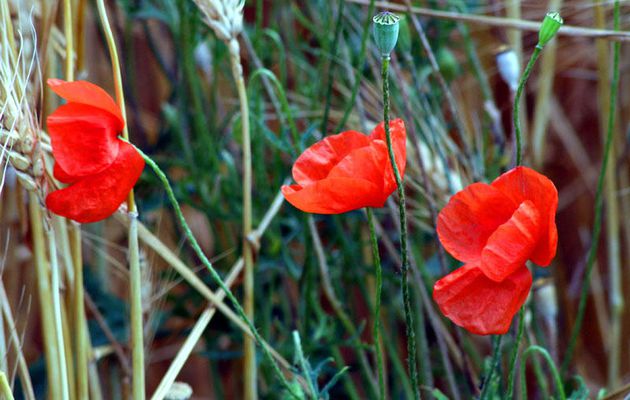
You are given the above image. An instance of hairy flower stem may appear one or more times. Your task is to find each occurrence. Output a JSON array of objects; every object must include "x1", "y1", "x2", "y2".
[
  {"x1": 505, "y1": 307, "x2": 525, "y2": 399},
  {"x1": 562, "y1": 0, "x2": 621, "y2": 375},
  {"x1": 367, "y1": 208, "x2": 385, "y2": 400},
  {"x1": 512, "y1": 45, "x2": 541, "y2": 167},
  {"x1": 479, "y1": 335, "x2": 502, "y2": 400},
  {"x1": 380, "y1": 56, "x2": 420, "y2": 398},
  {"x1": 133, "y1": 146, "x2": 298, "y2": 398},
  {"x1": 229, "y1": 41, "x2": 257, "y2": 399},
  {"x1": 95, "y1": 0, "x2": 143, "y2": 398}
]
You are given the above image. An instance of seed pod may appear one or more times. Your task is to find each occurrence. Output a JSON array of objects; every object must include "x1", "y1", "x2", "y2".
[
  {"x1": 15, "y1": 170, "x2": 37, "y2": 192},
  {"x1": 373, "y1": 11, "x2": 400, "y2": 57},
  {"x1": 538, "y1": 12, "x2": 563, "y2": 47}
]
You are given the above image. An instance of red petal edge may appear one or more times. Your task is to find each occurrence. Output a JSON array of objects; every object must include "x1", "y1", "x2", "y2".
[
  {"x1": 281, "y1": 177, "x2": 385, "y2": 214},
  {"x1": 47, "y1": 103, "x2": 122, "y2": 177},
  {"x1": 47, "y1": 79, "x2": 124, "y2": 127},
  {"x1": 292, "y1": 130, "x2": 372, "y2": 186},
  {"x1": 433, "y1": 263, "x2": 532, "y2": 335},
  {"x1": 491, "y1": 166, "x2": 558, "y2": 266},
  {"x1": 480, "y1": 200, "x2": 541, "y2": 282},
  {"x1": 46, "y1": 141, "x2": 144, "y2": 223},
  {"x1": 437, "y1": 183, "x2": 518, "y2": 263}
]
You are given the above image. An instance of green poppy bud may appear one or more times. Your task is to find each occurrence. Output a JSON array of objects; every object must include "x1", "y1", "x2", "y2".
[
  {"x1": 538, "y1": 11, "x2": 563, "y2": 47},
  {"x1": 373, "y1": 11, "x2": 400, "y2": 58}
]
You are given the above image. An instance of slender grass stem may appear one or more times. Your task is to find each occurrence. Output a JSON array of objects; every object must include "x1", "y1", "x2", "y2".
[
  {"x1": 380, "y1": 56, "x2": 419, "y2": 399},
  {"x1": 367, "y1": 208, "x2": 385, "y2": 399},
  {"x1": 562, "y1": 0, "x2": 621, "y2": 375},
  {"x1": 46, "y1": 225, "x2": 70, "y2": 400},
  {"x1": 72, "y1": 224, "x2": 88, "y2": 400},
  {"x1": 320, "y1": 0, "x2": 344, "y2": 134},
  {"x1": 63, "y1": 0, "x2": 73, "y2": 81},
  {"x1": 151, "y1": 262, "x2": 243, "y2": 400},
  {"x1": 521, "y1": 346, "x2": 565, "y2": 400},
  {"x1": 29, "y1": 194, "x2": 62, "y2": 400},
  {"x1": 337, "y1": 0, "x2": 375, "y2": 131},
  {"x1": 479, "y1": 335, "x2": 502, "y2": 400},
  {"x1": 505, "y1": 307, "x2": 525, "y2": 399},
  {"x1": 95, "y1": 1, "x2": 143, "y2": 398},
  {"x1": 307, "y1": 216, "x2": 379, "y2": 398},
  {"x1": 228, "y1": 41, "x2": 257, "y2": 400},
  {"x1": 62, "y1": 2, "x2": 90, "y2": 396},
  {"x1": 132, "y1": 146, "x2": 298, "y2": 398},
  {"x1": 0, "y1": 372, "x2": 14, "y2": 400},
  {"x1": 512, "y1": 46, "x2": 541, "y2": 166}
]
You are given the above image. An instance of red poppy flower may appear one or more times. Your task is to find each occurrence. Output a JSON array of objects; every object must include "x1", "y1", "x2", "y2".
[
  {"x1": 281, "y1": 119, "x2": 406, "y2": 214},
  {"x1": 433, "y1": 166, "x2": 557, "y2": 335},
  {"x1": 45, "y1": 79, "x2": 144, "y2": 223}
]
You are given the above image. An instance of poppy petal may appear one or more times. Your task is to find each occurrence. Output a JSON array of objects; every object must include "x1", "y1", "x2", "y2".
[
  {"x1": 437, "y1": 183, "x2": 518, "y2": 263},
  {"x1": 327, "y1": 140, "x2": 388, "y2": 191},
  {"x1": 53, "y1": 162, "x2": 78, "y2": 184},
  {"x1": 292, "y1": 131, "x2": 372, "y2": 186},
  {"x1": 47, "y1": 103, "x2": 122, "y2": 177},
  {"x1": 47, "y1": 79, "x2": 124, "y2": 127},
  {"x1": 370, "y1": 119, "x2": 407, "y2": 192},
  {"x1": 491, "y1": 166, "x2": 558, "y2": 266},
  {"x1": 433, "y1": 263, "x2": 532, "y2": 335},
  {"x1": 45, "y1": 141, "x2": 144, "y2": 223},
  {"x1": 480, "y1": 200, "x2": 541, "y2": 282},
  {"x1": 281, "y1": 177, "x2": 386, "y2": 214}
]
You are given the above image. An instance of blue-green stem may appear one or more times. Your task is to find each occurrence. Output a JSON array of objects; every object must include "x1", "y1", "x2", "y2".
[
  {"x1": 479, "y1": 335, "x2": 502, "y2": 400},
  {"x1": 562, "y1": 0, "x2": 621, "y2": 375},
  {"x1": 505, "y1": 307, "x2": 526, "y2": 399},
  {"x1": 512, "y1": 45, "x2": 542, "y2": 166},
  {"x1": 133, "y1": 146, "x2": 299, "y2": 399},
  {"x1": 521, "y1": 346, "x2": 566, "y2": 400},
  {"x1": 380, "y1": 56, "x2": 419, "y2": 399},
  {"x1": 366, "y1": 208, "x2": 385, "y2": 400}
]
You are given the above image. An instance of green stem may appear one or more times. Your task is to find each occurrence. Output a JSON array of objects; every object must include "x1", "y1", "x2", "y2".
[
  {"x1": 521, "y1": 346, "x2": 565, "y2": 400},
  {"x1": 479, "y1": 335, "x2": 502, "y2": 400},
  {"x1": 505, "y1": 306, "x2": 525, "y2": 400},
  {"x1": 512, "y1": 45, "x2": 541, "y2": 166},
  {"x1": 133, "y1": 146, "x2": 298, "y2": 398},
  {"x1": 561, "y1": 0, "x2": 621, "y2": 375},
  {"x1": 381, "y1": 56, "x2": 419, "y2": 399},
  {"x1": 320, "y1": 0, "x2": 345, "y2": 133},
  {"x1": 367, "y1": 208, "x2": 385, "y2": 400},
  {"x1": 336, "y1": 0, "x2": 375, "y2": 131}
]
